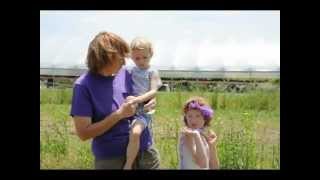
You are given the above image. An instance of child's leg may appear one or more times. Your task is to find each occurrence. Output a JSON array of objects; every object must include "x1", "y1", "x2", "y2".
[{"x1": 124, "y1": 120, "x2": 145, "y2": 169}]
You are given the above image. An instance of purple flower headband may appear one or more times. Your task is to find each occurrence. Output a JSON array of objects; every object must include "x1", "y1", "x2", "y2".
[{"x1": 188, "y1": 101, "x2": 214, "y2": 120}]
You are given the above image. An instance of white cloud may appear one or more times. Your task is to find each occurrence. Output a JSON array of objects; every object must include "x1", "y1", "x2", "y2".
[{"x1": 40, "y1": 11, "x2": 280, "y2": 71}]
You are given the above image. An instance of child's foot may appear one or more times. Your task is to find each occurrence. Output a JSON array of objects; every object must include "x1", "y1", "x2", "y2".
[
  {"x1": 146, "y1": 109, "x2": 155, "y2": 114},
  {"x1": 123, "y1": 164, "x2": 132, "y2": 170}
]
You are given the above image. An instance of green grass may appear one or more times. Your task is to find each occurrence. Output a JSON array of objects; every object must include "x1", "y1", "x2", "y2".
[{"x1": 40, "y1": 88, "x2": 280, "y2": 169}]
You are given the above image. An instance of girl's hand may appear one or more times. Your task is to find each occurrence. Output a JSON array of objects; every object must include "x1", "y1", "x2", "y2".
[
  {"x1": 125, "y1": 96, "x2": 139, "y2": 104},
  {"x1": 204, "y1": 130, "x2": 218, "y2": 147},
  {"x1": 181, "y1": 127, "x2": 199, "y2": 137},
  {"x1": 144, "y1": 98, "x2": 156, "y2": 112}
]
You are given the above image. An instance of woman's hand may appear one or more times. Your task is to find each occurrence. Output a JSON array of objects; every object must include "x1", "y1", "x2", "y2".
[{"x1": 117, "y1": 100, "x2": 137, "y2": 119}]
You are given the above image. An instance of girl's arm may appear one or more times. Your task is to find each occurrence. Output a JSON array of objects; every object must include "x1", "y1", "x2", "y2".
[
  {"x1": 182, "y1": 128, "x2": 208, "y2": 168},
  {"x1": 132, "y1": 71, "x2": 162, "y2": 104},
  {"x1": 204, "y1": 130, "x2": 220, "y2": 169},
  {"x1": 193, "y1": 132, "x2": 209, "y2": 168},
  {"x1": 209, "y1": 146, "x2": 220, "y2": 169}
]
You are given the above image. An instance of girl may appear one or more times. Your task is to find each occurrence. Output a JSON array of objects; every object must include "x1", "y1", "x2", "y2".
[{"x1": 179, "y1": 96, "x2": 219, "y2": 169}]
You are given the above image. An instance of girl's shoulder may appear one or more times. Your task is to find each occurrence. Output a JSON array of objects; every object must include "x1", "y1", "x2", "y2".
[
  {"x1": 124, "y1": 65, "x2": 135, "y2": 73},
  {"x1": 148, "y1": 66, "x2": 160, "y2": 74},
  {"x1": 178, "y1": 132, "x2": 187, "y2": 145}
]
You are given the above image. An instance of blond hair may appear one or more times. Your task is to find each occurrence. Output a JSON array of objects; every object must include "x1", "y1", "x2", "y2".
[
  {"x1": 86, "y1": 31, "x2": 129, "y2": 74},
  {"x1": 130, "y1": 37, "x2": 154, "y2": 58}
]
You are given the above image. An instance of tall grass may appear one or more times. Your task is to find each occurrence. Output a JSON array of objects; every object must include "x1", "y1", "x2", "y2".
[
  {"x1": 40, "y1": 88, "x2": 280, "y2": 169},
  {"x1": 40, "y1": 88, "x2": 72, "y2": 104}
]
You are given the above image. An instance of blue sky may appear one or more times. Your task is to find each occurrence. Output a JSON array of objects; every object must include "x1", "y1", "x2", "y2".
[{"x1": 40, "y1": 11, "x2": 280, "y2": 71}]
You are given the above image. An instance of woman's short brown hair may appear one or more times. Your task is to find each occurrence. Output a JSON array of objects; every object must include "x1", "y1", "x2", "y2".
[
  {"x1": 183, "y1": 96, "x2": 213, "y2": 127},
  {"x1": 86, "y1": 31, "x2": 129, "y2": 74}
]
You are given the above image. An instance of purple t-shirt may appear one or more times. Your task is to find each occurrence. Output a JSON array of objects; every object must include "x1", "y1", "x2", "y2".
[{"x1": 70, "y1": 67, "x2": 152, "y2": 159}]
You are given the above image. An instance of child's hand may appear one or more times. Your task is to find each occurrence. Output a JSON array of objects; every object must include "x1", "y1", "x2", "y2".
[
  {"x1": 125, "y1": 96, "x2": 138, "y2": 104},
  {"x1": 181, "y1": 127, "x2": 199, "y2": 137},
  {"x1": 204, "y1": 130, "x2": 218, "y2": 147},
  {"x1": 143, "y1": 98, "x2": 156, "y2": 112}
]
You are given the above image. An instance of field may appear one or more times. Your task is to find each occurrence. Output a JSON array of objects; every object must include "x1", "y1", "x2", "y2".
[{"x1": 40, "y1": 87, "x2": 280, "y2": 169}]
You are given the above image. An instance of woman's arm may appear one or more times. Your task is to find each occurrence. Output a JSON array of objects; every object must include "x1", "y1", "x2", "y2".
[{"x1": 73, "y1": 101, "x2": 137, "y2": 141}]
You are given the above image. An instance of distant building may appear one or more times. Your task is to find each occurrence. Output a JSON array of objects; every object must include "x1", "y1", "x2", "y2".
[{"x1": 40, "y1": 67, "x2": 280, "y2": 89}]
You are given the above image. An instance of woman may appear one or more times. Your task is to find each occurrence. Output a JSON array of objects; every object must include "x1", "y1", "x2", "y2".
[{"x1": 70, "y1": 31, "x2": 160, "y2": 169}]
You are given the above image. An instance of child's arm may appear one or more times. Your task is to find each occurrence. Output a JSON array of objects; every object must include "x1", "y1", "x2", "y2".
[
  {"x1": 204, "y1": 130, "x2": 220, "y2": 169},
  {"x1": 209, "y1": 146, "x2": 219, "y2": 169},
  {"x1": 132, "y1": 70, "x2": 162, "y2": 104},
  {"x1": 193, "y1": 132, "x2": 209, "y2": 168},
  {"x1": 182, "y1": 127, "x2": 208, "y2": 168}
]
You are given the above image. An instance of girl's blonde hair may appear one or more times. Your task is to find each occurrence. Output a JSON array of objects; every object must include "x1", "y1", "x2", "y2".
[{"x1": 130, "y1": 37, "x2": 154, "y2": 58}]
